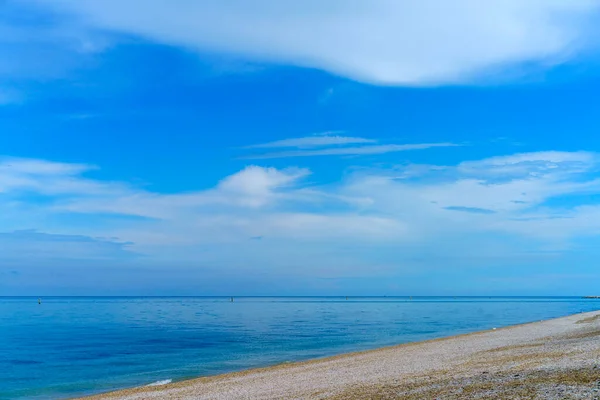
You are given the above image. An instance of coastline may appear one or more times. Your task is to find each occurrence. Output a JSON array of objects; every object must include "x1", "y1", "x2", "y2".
[{"x1": 80, "y1": 310, "x2": 600, "y2": 400}]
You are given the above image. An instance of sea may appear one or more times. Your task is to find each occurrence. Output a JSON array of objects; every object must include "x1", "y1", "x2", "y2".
[{"x1": 1, "y1": 296, "x2": 599, "y2": 399}]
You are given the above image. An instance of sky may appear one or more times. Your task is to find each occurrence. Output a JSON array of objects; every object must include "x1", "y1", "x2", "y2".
[{"x1": 2, "y1": 1, "x2": 600, "y2": 296}]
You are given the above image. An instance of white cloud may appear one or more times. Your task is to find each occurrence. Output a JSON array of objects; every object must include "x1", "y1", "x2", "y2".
[
  {"x1": 0, "y1": 157, "x2": 119, "y2": 196},
  {"x1": 0, "y1": 157, "x2": 94, "y2": 176},
  {"x1": 245, "y1": 134, "x2": 375, "y2": 149},
  {"x1": 458, "y1": 151, "x2": 598, "y2": 178},
  {"x1": 243, "y1": 143, "x2": 458, "y2": 159},
  {"x1": 26, "y1": 0, "x2": 600, "y2": 85},
  {"x1": 216, "y1": 165, "x2": 310, "y2": 207},
  {"x1": 0, "y1": 160, "x2": 315, "y2": 226},
  {"x1": 240, "y1": 133, "x2": 456, "y2": 159},
  {"x1": 4, "y1": 151, "x2": 600, "y2": 282}
]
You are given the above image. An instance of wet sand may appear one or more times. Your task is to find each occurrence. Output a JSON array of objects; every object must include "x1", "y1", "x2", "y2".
[{"x1": 80, "y1": 310, "x2": 600, "y2": 400}]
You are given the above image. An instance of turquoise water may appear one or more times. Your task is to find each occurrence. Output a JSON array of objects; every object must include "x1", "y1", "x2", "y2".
[{"x1": 1, "y1": 296, "x2": 599, "y2": 399}]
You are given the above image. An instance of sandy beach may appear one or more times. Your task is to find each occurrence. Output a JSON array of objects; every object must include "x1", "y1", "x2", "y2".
[{"x1": 81, "y1": 310, "x2": 600, "y2": 400}]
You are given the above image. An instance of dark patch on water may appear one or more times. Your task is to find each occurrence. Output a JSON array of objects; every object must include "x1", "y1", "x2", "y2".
[{"x1": 8, "y1": 359, "x2": 44, "y2": 365}]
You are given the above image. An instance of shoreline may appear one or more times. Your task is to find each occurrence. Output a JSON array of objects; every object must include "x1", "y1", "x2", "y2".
[{"x1": 80, "y1": 310, "x2": 600, "y2": 399}]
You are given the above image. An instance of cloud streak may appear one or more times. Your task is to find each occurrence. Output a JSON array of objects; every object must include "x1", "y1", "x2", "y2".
[
  {"x1": 242, "y1": 142, "x2": 459, "y2": 159},
  {"x1": 0, "y1": 229, "x2": 135, "y2": 261},
  {"x1": 245, "y1": 134, "x2": 375, "y2": 149}
]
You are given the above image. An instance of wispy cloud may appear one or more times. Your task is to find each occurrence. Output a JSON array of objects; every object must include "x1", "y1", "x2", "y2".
[
  {"x1": 458, "y1": 151, "x2": 598, "y2": 178},
  {"x1": 245, "y1": 133, "x2": 375, "y2": 149},
  {"x1": 0, "y1": 229, "x2": 135, "y2": 261},
  {"x1": 243, "y1": 143, "x2": 459, "y2": 159},
  {"x1": 0, "y1": 157, "x2": 95, "y2": 176},
  {"x1": 444, "y1": 206, "x2": 496, "y2": 214}
]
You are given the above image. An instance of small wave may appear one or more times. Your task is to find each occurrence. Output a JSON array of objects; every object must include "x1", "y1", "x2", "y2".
[{"x1": 145, "y1": 379, "x2": 172, "y2": 387}]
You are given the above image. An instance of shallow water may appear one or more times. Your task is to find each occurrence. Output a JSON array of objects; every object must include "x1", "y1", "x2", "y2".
[{"x1": 1, "y1": 296, "x2": 599, "y2": 399}]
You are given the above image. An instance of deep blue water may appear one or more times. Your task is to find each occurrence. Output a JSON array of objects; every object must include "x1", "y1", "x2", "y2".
[{"x1": 1, "y1": 296, "x2": 599, "y2": 399}]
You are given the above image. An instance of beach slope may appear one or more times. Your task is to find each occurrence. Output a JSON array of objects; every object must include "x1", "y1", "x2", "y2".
[{"x1": 82, "y1": 310, "x2": 600, "y2": 399}]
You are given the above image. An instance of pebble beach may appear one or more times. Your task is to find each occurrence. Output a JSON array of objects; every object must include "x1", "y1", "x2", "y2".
[{"x1": 81, "y1": 309, "x2": 600, "y2": 400}]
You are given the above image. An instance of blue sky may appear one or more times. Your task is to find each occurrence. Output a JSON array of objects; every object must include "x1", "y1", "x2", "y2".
[{"x1": 3, "y1": 1, "x2": 600, "y2": 295}]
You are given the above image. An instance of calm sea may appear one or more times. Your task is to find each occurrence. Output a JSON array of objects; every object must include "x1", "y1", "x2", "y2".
[{"x1": 1, "y1": 296, "x2": 598, "y2": 399}]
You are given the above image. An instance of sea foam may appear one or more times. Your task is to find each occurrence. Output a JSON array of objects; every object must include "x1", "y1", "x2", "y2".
[{"x1": 146, "y1": 379, "x2": 172, "y2": 387}]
